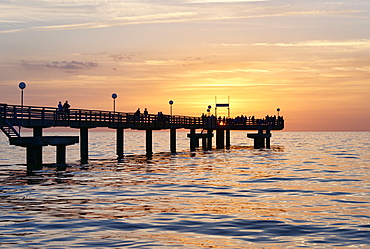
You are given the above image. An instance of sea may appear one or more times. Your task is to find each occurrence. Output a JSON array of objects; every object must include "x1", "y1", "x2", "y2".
[{"x1": 0, "y1": 131, "x2": 369, "y2": 248}]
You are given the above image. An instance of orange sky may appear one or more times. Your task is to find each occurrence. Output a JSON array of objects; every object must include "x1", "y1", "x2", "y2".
[{"x1": 1, "y1": 1, "x2": 369, "y2": 131}]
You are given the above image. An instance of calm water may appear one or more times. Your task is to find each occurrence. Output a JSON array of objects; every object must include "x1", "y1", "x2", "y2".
[{"x1": 0, "y1": 131, "x2": 369, "y2": 248}]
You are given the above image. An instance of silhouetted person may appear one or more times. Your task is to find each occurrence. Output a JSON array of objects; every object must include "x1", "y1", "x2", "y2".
[
  {"x1": 135, "y1": 108, "x2": 140, "y2": 121},
  {"x1": 63, "y1": 100, "x2": 70, "y2": 120},
  {"x1": 57, "y1": 101, "x2": 63, "y2": 119},
  {"x1": 143, "y1": 108, "x2": 148, "y2": 121}
]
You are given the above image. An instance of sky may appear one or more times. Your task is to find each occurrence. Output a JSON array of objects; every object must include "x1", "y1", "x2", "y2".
[{"x1": 1, "y1": 0, "x2": 369, "y2": 131}]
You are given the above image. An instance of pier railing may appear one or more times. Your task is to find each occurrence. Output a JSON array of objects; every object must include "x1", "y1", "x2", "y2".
[{"x1": 0, "y1": 103, "x2": 284, "y2": 131}]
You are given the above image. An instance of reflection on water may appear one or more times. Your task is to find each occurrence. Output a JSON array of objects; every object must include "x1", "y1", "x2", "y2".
[{"x1": 0, "y1": 131, "x2": 370, "y2": 248}]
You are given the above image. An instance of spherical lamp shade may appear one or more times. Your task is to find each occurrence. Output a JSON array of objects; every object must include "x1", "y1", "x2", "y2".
[{"x1": 19, "y1": 82, "x2": 26, "y2": 90}]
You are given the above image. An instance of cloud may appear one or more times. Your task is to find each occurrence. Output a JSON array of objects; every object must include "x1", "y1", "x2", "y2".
[
  {"x1": 1, "y1": 1, "x2": 366, "y2": 34},
  {"x1": 252, "y1": 40, "x2": 370, "y2": 48},
  {"x1": 216, "y1": 39, "x2": 370, "y2": 49},
  {"x1": 187, "y1": 0, "x2": 269, "y2": 3},
  {"x1": 21, "y1": 60, "x2": 98, "y2": 71}
]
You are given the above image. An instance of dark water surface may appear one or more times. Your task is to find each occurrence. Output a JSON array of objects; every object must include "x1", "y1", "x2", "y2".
[{"x1": 1, "y1": 131, "x2": 369, "y2": 248}]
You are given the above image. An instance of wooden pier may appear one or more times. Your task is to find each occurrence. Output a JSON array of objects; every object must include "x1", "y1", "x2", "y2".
[{"x1": 0, "y1": 103, "x2": 284, "y2": 170}]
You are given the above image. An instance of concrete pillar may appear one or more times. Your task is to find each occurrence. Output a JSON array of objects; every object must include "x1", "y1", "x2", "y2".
[
  {"x1": 190, "y1": 128, "x2": 196, "y2": 151},
  {"x1": 33, "y1": 127, "x2": 43, "y2": 165},
  {"x1": 216, "y1": 129, "x2": 224, "y2": 149},
  {"x1": 26, "y1": 146, "x2": 42, "y2": 171},
  {"x1": 202, "y1": 137, "x2": 207, "y2": 150},
  {"x1": 195, "y1": 137, "x2": 200, "y2": 148},
  {"x1": 225, "y1": 129, "x2": 230, "y2": 149},
  {"x1": 170, "y1": 128, "x2": 176, "y2": 154},
  {"x1": 56, "y1": 145, "x2": 66, "y2": 165},
  {"x1": 146, "y1": 129, "x2": 153, "y2": 156},
  {"x1": 253, "y1": 138, "x2": 258, "y2": 149},
  {"x1": 33, "y1": 127, "x2": 42, "y2": 137},
  {"x1": 80, "y1": 127, "x2": 89, "y2": 164},
  {"x1": 266, "y1": 137, "x2": 271, "y2": 149},
  {"x1": 261, "y1": 138, "x2": 265, "y2": 148},
  {"x1": 116, "y1": 128, "x2": 124, "y2": 159},
  {"x1": 254, "y1": 137, "x2": 265, "y2": 149},
  {"x1": 207, "y1": 129, "x2": 213, "y2": 150},
  {"x1": 266, "y1": 129, "x2": 271, "y2": 149}
]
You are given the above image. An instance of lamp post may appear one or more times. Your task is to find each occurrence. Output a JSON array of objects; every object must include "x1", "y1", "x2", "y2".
[
  {"x1": 169, "y1": 100, "x2": 174, "y2": 116},
  {"x1": 112, "y1": 93, "x2": 117, "y2": 113},
  {"x1": 277, "y1": 108, "x2": 280, "y2": 117},
  {"x1": 19, "y1": 82, "x2": 26, "y2": 107},
  {"x1": 18, "y1": 82, "x2": 26, "y2": 133}
]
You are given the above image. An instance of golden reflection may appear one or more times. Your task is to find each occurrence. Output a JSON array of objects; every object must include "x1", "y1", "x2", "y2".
[
  {"x1": 116, "y1": 231, "x2": 257, "y2": 249},
  {"x1": 1, "y1": 134, "x2": 369, "y2": 248}
]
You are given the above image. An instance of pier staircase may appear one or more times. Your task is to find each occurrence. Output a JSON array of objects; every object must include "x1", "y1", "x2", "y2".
[{"x1": 0, "y1": 120, "x2": 21, "y2": 138}]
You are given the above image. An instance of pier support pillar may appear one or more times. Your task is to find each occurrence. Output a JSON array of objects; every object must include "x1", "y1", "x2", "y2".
[
  {"x1": 189, "y1": 129, "x2": 197, "y2": 151},
  {"x1": 207, "y1": 129, "x2": 213, "y2": 150},
  {"x1": 26, "y1": 146, "x2": 42, "y2": 171},
  {"x1": 266, "y1": 130, "x2": 271, "y2": 149},
  {"x1": 195, "y1": 136, "x2": 200, "y2": 148},
  {"x1": 10, "y1": 136, "x2": 79, "y2": 171},
  {"x1": 266, "y1": 137, "x2": 270, "y2": 149},
  {"x1": 33, "y1": 127, "x2": 43, "y2": 137},
  {"x1": 170, "y1": 128, "x2": 176, "y2": 154},
  {"x1": 116, "y1": 128, "x2": 124, "y2": 159},
  {"x1": 226, "y1": 129, "x2": 231, "y2": 149},
  {"x1": 254, "y1": 137, "x2": 265, "y2": 149},
  {"x1": 187, "y1": 130, "x2": 213, "y2": 152},
  {"x1": 202, "y1": 136, "x2": 207, "y2": 151},
  {"x1": 56, "y1": 145, "x2": 66, "y2": 165},
  {"x1": 247, "y1": 131, "x2": 272, "y2": 149},
  {"x1": 33, "y1": 127, "x2": 43, "y2": 166},
  {"x1": 216, "y1": 129, "x2": 225, "y2": 149},
  {"x1": 80, "y1": 127, "x2": 89, "y2": 164},
  {"x1": 146, "y1": 129, "x2": 153, "y2": 156}
]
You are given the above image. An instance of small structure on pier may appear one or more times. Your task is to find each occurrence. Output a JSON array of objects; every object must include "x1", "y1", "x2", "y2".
[
  {"x1": 247, "y1": 132, "x2": 271, "y2": 149},
  {"x1": 187, "y1": 129, "x2": 214, "y2": 151},
  {"x1": 10, "y1": 136, "x2": 79, "y2": 170}
]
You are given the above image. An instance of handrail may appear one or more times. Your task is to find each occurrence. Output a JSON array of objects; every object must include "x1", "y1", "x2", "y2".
[{"x1": 0, "y1": 103, "x2": 284, "y2": 130}]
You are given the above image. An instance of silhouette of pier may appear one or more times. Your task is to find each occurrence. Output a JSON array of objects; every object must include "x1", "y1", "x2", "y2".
[{"x1": 0, "y1": 103, "x2": 284, "y2": 170}]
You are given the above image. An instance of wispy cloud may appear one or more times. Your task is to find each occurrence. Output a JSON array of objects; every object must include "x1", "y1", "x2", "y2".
[
  {"x1": 0, "y1": 11, "x2": 198, "y2": 33},
  {"x1": 0, "y1": 0, "x2": 367, "y2": 33},
  {"x1": 187, "y1": 0, "x2": 269, "y2": 3},
  {"x1": 252, "y1": 40, "x2": 370, "y2": 47},
  {"x1": 21, "y1": 60, "x2": 98, "y2": 71},
  {"x1": 217, "y1": 39, "x2": 370, "y2": 49}
]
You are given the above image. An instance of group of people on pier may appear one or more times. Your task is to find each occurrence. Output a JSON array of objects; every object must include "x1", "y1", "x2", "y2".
[
  {"x1": 202, "y1": 113, "x2": 284, "y2": 127},
  {"x1": 57, "y1": 100, "x2": 70, "y2": 120},
  {"x1": 231, "y1": 114, "x2": 283, "y2": 126},
  {"x1": 54, "y1": 101, "x2": 283, "y2": 128},
  {"x1": 133, "y1": 108, "x2": 168, "y2": 122}
]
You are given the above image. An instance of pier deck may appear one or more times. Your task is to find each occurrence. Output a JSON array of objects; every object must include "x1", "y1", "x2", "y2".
[
  {"x1": 1, "y1": 103, "x2": 284, "y2": 169},
  {"x1": 0, "y1": 104, "x2": 283, "y2": 131}
]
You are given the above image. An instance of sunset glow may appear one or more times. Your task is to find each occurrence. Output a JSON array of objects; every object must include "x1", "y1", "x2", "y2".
[{"x1": 1, "y1": 0, "x2": 369, "y2": 131}]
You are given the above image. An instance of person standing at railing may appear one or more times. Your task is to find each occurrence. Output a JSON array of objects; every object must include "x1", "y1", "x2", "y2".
[
  {"x1": 63, "y1": 101, "x2": 70, "y2": 120},
  {"x1": 144, "y1": 108, "x2": 148, "y2": 122},
  {"x1": 57, "y1": 101, "x2": 63, "y2": 120},
  {"x1": 134, "y1": 108, "x2": 140, "y2": 121}
]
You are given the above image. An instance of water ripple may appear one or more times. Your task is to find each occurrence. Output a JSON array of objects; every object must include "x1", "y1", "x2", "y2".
[{"x1": 0, "y1": 131, "x2": 369, "y2": 248}]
